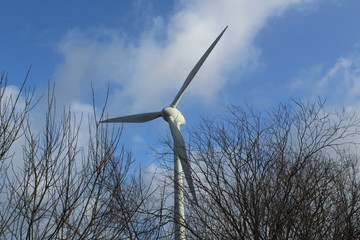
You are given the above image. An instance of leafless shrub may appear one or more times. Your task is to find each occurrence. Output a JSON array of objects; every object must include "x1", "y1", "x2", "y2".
[
  {"x1": 185, "y1": 100, "x2": 360, "y2": 240},
  {"x1": 0, "y1": 69, "x2": 34, "y2": 162},
  {"x1": 0, "y1": 73, "x2": 168, "y2": 239}
]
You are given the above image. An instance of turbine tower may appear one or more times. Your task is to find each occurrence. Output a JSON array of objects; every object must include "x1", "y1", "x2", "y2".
[{"x1": 101, "y1": 27, "x2": 227, "y2": 240}]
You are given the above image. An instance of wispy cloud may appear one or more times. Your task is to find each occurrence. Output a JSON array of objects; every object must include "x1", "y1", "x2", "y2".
[
  {"x1": 318, "y1": 53, "x2": 360, "y2": 106},
  {"x1": 289, "y1": 50, "x2": 360, "y2": 108},
  {"x1": 52, "y1": 0, "x2": 320, "y2": 114}
]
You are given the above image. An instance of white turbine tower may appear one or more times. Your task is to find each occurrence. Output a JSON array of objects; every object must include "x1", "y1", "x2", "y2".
[{"x1": 101, "y1": 27, "x2": 227, "y2": 240}]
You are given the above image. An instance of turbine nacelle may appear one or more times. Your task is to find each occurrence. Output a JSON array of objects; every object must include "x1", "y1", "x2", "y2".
[{"x1": 162, "y1": 107, "x2": 186, "y2": 126}]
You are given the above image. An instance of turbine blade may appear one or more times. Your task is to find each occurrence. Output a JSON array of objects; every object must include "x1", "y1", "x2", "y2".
[
  {"x1": 101, "y1": 111, "x2": 161, "y2": 123},
  {"x1": 167, "y1": 118, "x2": 197, "y2": 202},
  {"x1": 171, "y1": 26, "x2": 228, "y2": 108}
]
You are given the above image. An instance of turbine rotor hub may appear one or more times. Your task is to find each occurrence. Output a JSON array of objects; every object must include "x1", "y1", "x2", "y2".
[{"x1": 162, "y1": 107, "x2": 186, "y2": 125}]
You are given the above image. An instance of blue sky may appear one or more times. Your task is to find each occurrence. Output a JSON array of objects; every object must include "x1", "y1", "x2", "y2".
[{"x1": 1, "y1": 0, "x2": 360, "y2": 164}]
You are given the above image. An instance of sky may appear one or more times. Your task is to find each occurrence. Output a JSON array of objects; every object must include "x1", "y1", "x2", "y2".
[{"x1": 1, "y1": 0, "x2": 360, "y2": 166}]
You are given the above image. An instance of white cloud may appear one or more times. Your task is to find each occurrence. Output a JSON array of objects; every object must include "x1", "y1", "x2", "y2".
[
  {"x1": 289, "y1": 49, "x2": 360, "y2": 111},
  {"x1": 317, "y1": 55, "x2": 360, "y2": 106},
  {"x1": 318, "y1": 57, "x2": 352, "y2": 87},
  {"x1": 52, "y1": 0, "x2": 320, "y2": 115}
]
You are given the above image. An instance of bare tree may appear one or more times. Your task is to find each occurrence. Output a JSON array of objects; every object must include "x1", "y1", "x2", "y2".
[
  {"x1": 0, "y1": 74, "x2": 168, "y2": 239},
  {"x1": 0, "y1": 70, "x2": 33, "y2": 162},
  {"x1": 184, "y1": 100, "x2": 360, "y2": 240},
  {"x1": 2, "y1": 70, "x2": 359, "y2": 239},
  {"x1": 0, "y1": 69, "x2": 34, "y2": 235}
]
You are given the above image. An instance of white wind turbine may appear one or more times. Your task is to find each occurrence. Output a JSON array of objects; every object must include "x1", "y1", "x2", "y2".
[{"x1": 101, "y1": 27, "x2": 227, "y2": 240}]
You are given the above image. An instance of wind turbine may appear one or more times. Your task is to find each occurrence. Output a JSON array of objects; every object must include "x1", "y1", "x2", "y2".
[{"x1": 101, "y1": 26, "x2": 227, "y2": 240}]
